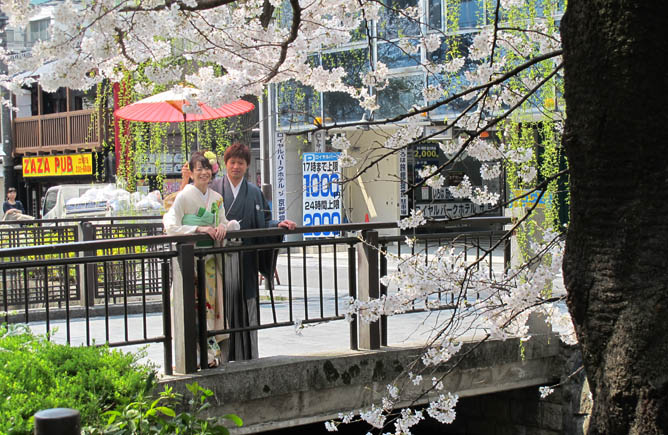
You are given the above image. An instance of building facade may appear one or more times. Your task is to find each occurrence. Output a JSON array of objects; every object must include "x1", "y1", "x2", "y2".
[{"x1": 269, "y1": 0, "x2": 564, "y2": 232}]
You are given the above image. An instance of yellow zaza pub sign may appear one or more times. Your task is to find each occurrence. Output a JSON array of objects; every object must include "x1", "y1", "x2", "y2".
[{"x1": 23, "y1": 153, "x2": 93, "y2": 178}]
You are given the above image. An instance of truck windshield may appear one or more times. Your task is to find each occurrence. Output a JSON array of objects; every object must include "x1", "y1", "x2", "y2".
[{"x1": 42, "y1": 190, "x2": 58, "y2": 217}]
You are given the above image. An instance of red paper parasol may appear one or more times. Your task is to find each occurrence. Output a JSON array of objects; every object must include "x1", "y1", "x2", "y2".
[
  {"x1": 114, "y1": 89, "x2": 255, "y2": 122},
  {"x1": 114, "y1": 88, "x2": 255, "y2": 155}
]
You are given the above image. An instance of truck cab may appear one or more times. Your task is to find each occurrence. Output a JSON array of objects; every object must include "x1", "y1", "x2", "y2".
[{"x1": 41, "y1": 184, "x2": 112, "y2": 220}]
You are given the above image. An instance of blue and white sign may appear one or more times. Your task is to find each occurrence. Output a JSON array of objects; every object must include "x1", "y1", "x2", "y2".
[
  {"x1": 274, "y1": 132, "x2": 287, "y2": 222},
  {"x1": 302, "y1": 152, "x2": 341, "y2": 238},
  {"x1": 399, "y1": 148, "x2": 408, "y2": 216}
]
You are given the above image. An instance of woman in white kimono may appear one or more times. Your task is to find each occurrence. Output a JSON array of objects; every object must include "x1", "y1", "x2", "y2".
[{"x1": 163, "y1": 151, "x2": 229, "y2": 367}]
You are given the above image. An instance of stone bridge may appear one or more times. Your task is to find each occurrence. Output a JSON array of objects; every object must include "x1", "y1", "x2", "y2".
[{"x1": 163, "y1": 326, "x2": 584, "y2": 434}]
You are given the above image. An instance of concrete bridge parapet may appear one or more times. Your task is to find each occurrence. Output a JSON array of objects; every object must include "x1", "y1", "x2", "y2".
[{"x1": 162, "y1": 330, "x2": 563, "y2": 433}]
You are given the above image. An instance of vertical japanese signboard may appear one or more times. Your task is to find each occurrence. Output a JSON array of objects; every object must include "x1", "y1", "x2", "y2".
[
  {"x1": 302, "y1": 152, "x2": 341, "y2": 238},
  {"x1": 312, "y1": 130, "x2": 326, "y2": 152},
  {"x1": 274, "y1": 132, "x2": 287, "y2": 222},
  {"x1": 399, "y1": 148, "x2": 408, "y2": 216}
]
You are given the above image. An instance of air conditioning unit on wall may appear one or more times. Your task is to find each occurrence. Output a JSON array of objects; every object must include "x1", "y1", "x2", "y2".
[{"x1": 423, "y1": 125, "x2": 454, "y2": 141}]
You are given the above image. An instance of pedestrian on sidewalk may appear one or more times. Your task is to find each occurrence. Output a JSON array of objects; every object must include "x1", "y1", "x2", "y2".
[{"x1": 3, "y1": 187, "x2": 26, "y2": 218}]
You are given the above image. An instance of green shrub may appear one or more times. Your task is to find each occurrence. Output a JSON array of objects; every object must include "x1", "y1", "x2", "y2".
[
  {"x1": 0, "y1": 324, "x2": 155, "y2": 435},
  {"x1": 84, "y1": 382, "x2": 243, "y2": 435}
]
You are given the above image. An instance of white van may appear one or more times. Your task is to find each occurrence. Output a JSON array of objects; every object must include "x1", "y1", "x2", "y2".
[{"x1": 41, "y1": 184, "x2": 112, "y2": 219}]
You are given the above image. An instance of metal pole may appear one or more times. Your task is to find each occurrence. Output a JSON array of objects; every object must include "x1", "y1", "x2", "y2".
[{"x1": 260, "y1": 86, "x2": 273, "y2": 206}]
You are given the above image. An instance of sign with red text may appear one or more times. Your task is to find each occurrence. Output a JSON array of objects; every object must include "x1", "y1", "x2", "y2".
[{"x1": 23, "y1": 153, "x2": 93, "y2": 177}]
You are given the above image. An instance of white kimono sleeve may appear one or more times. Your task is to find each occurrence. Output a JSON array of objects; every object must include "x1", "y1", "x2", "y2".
[{"x1": 163, "y1": 189, "x2": 199, "y2": 235}]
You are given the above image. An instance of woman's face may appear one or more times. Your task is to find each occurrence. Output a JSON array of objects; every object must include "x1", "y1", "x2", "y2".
[
  {"x1": 7, "y1": 190, "x2": 16, "y2": 201},
  {"x1": 191, "y1": 161, "x2": 212, "y2": 190}
]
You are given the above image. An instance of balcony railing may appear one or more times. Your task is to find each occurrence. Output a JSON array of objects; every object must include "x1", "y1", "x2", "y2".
[{"x1": 13, "y1": 109, "x2": 103, "y2": 154}]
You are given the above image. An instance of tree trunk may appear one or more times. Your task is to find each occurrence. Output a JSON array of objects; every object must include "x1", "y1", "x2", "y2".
[{"x1": 561, "y1": 1, "x2": 668, "y2": 433}]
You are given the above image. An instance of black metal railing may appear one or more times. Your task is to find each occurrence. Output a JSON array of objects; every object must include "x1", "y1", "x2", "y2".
[
  {"x1": 0, "y1": 216, "x2": 511, "y2": 375},
  {"x1": 0, "y1": 216, "x2": 165, "y2": 305}
]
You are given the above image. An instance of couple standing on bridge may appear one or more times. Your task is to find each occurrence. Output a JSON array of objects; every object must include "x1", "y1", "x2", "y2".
[{"x1": 163, "y1": 143, "x2": 296, "y2": 367}]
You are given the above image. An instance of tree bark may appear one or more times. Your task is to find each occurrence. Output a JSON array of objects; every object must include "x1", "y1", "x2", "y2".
[{"x1": 561, "y1": 1, "x2": 668, "y2": 433}]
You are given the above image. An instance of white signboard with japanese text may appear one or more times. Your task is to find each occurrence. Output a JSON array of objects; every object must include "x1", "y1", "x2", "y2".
[
  {"x1": 302, "y1": 152, "x2": 341, "y2": 238},
  {"x1": 274, "y1": 132, "x2": 287, "y2": 222},
  {"x1": 312, "y1": 130, "x2": 327, "y2": 152},
  {"x1": 399, "y1": 148, "x2": 408, "y2": 216},
  {"x1": 415, "y1": 202, "x2": 494, "y2": 219}
]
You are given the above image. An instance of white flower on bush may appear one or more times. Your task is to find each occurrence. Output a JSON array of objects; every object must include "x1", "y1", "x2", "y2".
[
  {"x1": 423, "y1": 84, "x2": 444, "y2": 101},
  {"x1": 360, "y1": 404, "x2": 385, "y2": 428},
  {"x1": 519, "y1": 166, "x2": 538, "y2": 183},
  {"x1": 422, "y1": 340, "x2": 462, "y2": 366},
  {"x1": 338, "y1": 152, "x2": 357, "y2": 168},
  {"x1": 360, "y1": 94, "x2": 379, "y2": 113},
  {"x1": 423, "y1": 33, "x2": 442, "y2": 53},
  {"x1": 443, "y1": 56, "x2": 466, "y2": 73},
  {"x1": 408, "y1": 372, "x2": 423, "y2": 385},
  {"x1": 398, "y1": 38, "x2": 420, "y2": 54},
  {"x1": 439, "y1": 140, "x2": 459, "y2": 155},
  {"x1": 325, "y1": 421, "x2": 338, "y2": 431},
  {"x1": 427, "y1": 392, "x2": 458, "y2": 424},
  {"x1": 399, "y1": 209, "x2": 426, "y2": 230},
  {"x1": 387, "y1": 384, "x2": 399, "y2": 400},
  {"x1": 361, "y1": 62, "x2": 389, "y2": 89},
  {"x1": 331, "y1": 134, "x2": 351, "y2": 151},
  {"x1": 471, "y1": 185, "x2": 500, "y2": 206},
  {"x1": 449, "y1": 175, "x2": 472, "y2": 199},
  {"x1": 361, "y1": 1, "x2": 381, "y2": 20},
  {"x1": 418, "y1": 165, "x2": 445, "y2": 190},
  {"x1": 384, "y1": 115, "x2": 424, "y2": 149},
  {"x1": 394, "y1": 408, "x2": 424, "y2": 434},
  {"x1": 467, "y1": 138, "x2": 504, "y2": 162},
  {"x1": 501, "y1": 0, "x2": 526, "y2": 9},
  {"x1": 539, "y1": 386, "x2": 554, "y2": 399},
  {"x1": 481, "y1": 163, "x2": 502, "y2": 180},
  {"x1": 504, "y1": 146, "x2": 534, "y2": 164}
]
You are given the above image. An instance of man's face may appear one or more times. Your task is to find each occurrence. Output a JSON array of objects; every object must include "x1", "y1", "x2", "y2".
[{"x1": 225, "y1": 157, "x2": 248, "y2": 185}]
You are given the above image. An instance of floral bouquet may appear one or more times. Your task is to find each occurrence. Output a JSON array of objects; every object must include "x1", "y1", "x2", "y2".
[{"x1": 204, "y1": 150, "x2": 220, "y2": 174}]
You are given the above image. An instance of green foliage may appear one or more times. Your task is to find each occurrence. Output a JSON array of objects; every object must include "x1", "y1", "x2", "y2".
[
  {"x1": 84, "y1": 382, "x2": 242, "y2": 435},
  {"x1": 102, "y1": 61, "x2": 237, "y2": 192},
  {"x1": 0, "y1": 324, "x2": 155, "y2": 435}
]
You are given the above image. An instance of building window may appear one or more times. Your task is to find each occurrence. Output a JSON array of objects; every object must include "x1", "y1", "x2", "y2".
[
  {"x1": 29, "y1": 18, "x2": 50, "y2": 43},
  {"x1": 322, "y1": 48, "x2": 369, "y2": 124}
]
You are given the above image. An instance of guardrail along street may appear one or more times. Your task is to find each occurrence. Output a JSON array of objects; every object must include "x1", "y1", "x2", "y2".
[{"x1": 0, "y1": 216, "x2": 511, "y2": 374}]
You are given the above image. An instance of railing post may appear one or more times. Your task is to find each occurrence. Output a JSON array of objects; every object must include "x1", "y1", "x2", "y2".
[
  {"x1": 357, "y1": 230, "x2": 381, "y2": 350},
  {"x1": 79, "y1": 222, "x2": 96, "y2": 307},
  {"x1": 196, "y1": 257, "x2": 208, "y2": 371},
  {"x1": 347, "y1": 244, "x2": 358, "y2": 351},
  {"x1": 174, "y1": 243, "x2": 198, "y2": 374},
  {"x1": 161, "y1": 258, "x2": 173, "y2": 376},
  {"x1": 504, "y1": 234, "x2": 512, "y2": 272},
  {"x1": 379, "y1": 242, "x2": 388, "y2": 347},
  {"x1": 34, "y1": 408, "x2": 81, "y2": 435}
]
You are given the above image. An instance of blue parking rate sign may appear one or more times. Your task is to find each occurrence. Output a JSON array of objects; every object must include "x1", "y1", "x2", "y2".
[{"x1": 302, "y1": 152, "x2": 341, "y2": 238}]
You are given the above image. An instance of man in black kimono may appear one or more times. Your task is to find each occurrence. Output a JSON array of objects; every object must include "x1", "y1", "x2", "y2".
[{"x1": 209, "y1": 143, "x2": 295, "y2": 360}]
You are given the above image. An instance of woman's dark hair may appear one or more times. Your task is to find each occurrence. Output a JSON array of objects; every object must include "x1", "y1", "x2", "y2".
[
  {"x1": 7, "y1": 187, "x2": 16, "y2": 193},
  {"x1": 189, "y1": 151, "x2": 213, "y2": 173},
  {"x1": 223, "y1": 143, "x2": 251, "y2": 165}
]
